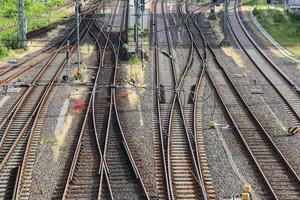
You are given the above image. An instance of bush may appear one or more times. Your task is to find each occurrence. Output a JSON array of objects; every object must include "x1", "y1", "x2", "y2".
[
  {"x1": 273, "y1": 12, "x2": 285, "y2": 23},
  {"x1": 0, "y1": 43, "x2": 9, "y2": 58},
  {"x1": 128, "y1": 56, "x2": 142, "y2": 65},
  {"x1": 244, "y1": 0, "x2": 257, "y2": 6},
  {"x1": 1, "y1": 1, "x2": 18, "y2": 18},
  {"x1": 288, "y1": 11, "x2": 300, "y2": 22},
  {"x1": 0, "y1": 0, "x2": 68, "y2": 58},
  {"x1": 253, "y1": 7, "x2": 265, "y2": 22},
  {"x1": 1, "y1": 29, "x2": 19, "y2": 49},
  {"x1": 253, "y1": 7, "x2": 259, "y2": 16}
]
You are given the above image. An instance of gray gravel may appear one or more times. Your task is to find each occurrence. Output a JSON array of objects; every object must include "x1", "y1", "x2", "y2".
[
  {"x1": 28, "y1": 29, "x2": 98, "y2": 199},
  {"x1": 201, "y1": 80, "x2": 269, "y2": 199},
  {"x1": 194, "y1": 5, "x2": 300, "y2": 199},
  {"x1": 116, "y1": 49, "x2": 157, "y2": 198},
  {"x1": 239, "y1": 6, "x2": 300, "y2": 86},
  {"x1": 199, "y1": 6, "x2": 300, "y2": 178},
  {"x1": 29, "y1": 85, "x2": 88, "y2": 199}
]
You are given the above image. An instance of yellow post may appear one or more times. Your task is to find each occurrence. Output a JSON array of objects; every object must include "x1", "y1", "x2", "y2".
[
  {"x1": 243, "y1": 184, "x2": 251, "y2": 193},
  {"x1": 242, "y1": 193, "x2": 250, "y2": 200},
  {"x1": 208, "y1": 121, "x2": 216, "y2": 129}
]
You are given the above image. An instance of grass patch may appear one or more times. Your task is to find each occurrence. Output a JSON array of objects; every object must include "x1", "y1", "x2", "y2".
[
  {"x1": 40, "y1": 135, "x2": 46, "y2": 145},
  {"x1": 126, "y1": 63, "x2": 145, "y2": 108},
  {"x1": 0, "y1": 0, "x2": 70, "y2": 59},
  {"x1": 252, "y1": 0, "x2": 300, "y2": 57},
  {"x1": 128, "y1": 28, "x2": 134, "y2": 42},
  {"x1": 128, "y1": 64, "x2": 144, "y2": 85},
  {"x1": 222, "y1": 46, "x2": 246, "y2": 67},
  {"x1": 128, "y1": 56, "x2": 142, "y2": 65}
]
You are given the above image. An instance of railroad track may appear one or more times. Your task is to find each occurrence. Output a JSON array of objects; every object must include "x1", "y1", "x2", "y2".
[
  {"x1": 152, "y1": 0, "x2": 170, "y2": 199},
  {"x1": 179, "y1": 3, "x2": 217, "y2": 199},
  {"x1": 62, "y1": 0, "x2": 150, "y2": 198},
  {"x1": 187, "y1": 3, "x2": 300, "y2": 199},
  {"x1": 178, "y1": 2, "x2": 218, "y2": 199},
  {"x1": 0, "y1": 1, "x2": 105, "y2": 145},
  {"x1": 0, "y1": 2, "x2": 104, "y2": 199},
  {"x1": 152, "y1": 0, "x2": 210, "y2": 199},
  {"x1": 0, "y1": 50, "x2": 71, "y2": 199},
  {"x1": 0, "y1": 1, "x2": 103, "y2": 86},
  {"x1": 60, "y1": 2, "x2": 113, "y2": 199},
  {"x1": 228, "y1": 0, "x2": 300, "y2": 125},
  {"x1": 98, "y1": 0, "x2": 149, "y2": 198}
]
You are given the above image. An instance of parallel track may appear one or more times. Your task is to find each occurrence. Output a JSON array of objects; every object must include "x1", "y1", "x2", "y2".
[
  {"x1": 153, "y1": 0, "x2": 208, "y2": 199},
  {"x1": 61, "y1": 1, "x2": 116, "y2": 199},
  {"x1": 5, "y1": 2, "x2": 105, "y2": 199},
  {"x1": 0, "y1": 2, "x2": 103, "y2": 85},
  {"x1": 179, "y1": 3, "x2": 217, "y2": 199},
  {"x1": 189, "y1": 3, "x2": 300, "y2": 199},
  {"x1": 228, "y1": 0, "x2": 300, "y2": 125},
  {"x1": 62, "y1": 0, "x2": 150, "y2": 199}
]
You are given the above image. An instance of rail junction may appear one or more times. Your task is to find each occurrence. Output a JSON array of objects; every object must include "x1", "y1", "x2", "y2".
[{"x1": 0, "y1": 0, "x2": 299, "y2": 199}]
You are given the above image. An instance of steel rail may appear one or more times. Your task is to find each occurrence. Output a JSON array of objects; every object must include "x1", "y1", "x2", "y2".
[
  {"x1": 189, "y1": 4, "x2": 300, "y2": 199},
  {"x1": 0, "y1": 16, "x2": 93, "y2": 167},
  {"x1": 92, "y1": 1, "x2": 122, "y2": 199},
  {"x1": 59, "y1": 3, "x2": 111, "y2": 199},
  {"x1": 90, "y1": 8, "x2": 116, "y2": 200},
  {"x1": 188, "y1": 4, "x2": 279, "y2": 198},
  {"x1": 0, "y1": 9, "x2": 97, "y2": 136},
  {"x1": 97, "y1": 0, "x2": 150, "y2": 198},
  {"x1": 8, "y1": 3, "x2": 102, "y2": 198},
  {"x1": 152, "y1": 0, "x2": 171, "y2": 198},
  {"x1": 112, "y1": 3, "x2": 150, "y2": 189},
  {"x1": 96, "y1": 0, "x2": 123, "y2": 198},
  {"x1": 0, "y1": 1, "x2": 104, "y2": 85},
  {"x1": 159, "y1": 0, "x2": 208, "y2": 199},
  {"x1": 235, "y1": 0, "x2": 300, "y2": 93},
  {"x1": 178, "y1": 2, "x2": 218, "y2": 199},
  {"x1": 227, "y1": 0, "x2": 300, "y2": 122}
]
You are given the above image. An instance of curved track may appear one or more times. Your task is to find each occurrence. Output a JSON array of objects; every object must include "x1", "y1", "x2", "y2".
[
  {"x1": 0, "y1": 2, "x2": 103, "y2": 86},
  {"x1": 228, "y1": 0, "x2": 300, "y2": 125},
  {"x1": 152, "y1": 0, "x2": 209, "y2": 199},
  {"x1": 5, "y1": 2, "x2": 106, "y2": 199},
  {"x1": 188, "y1": 3, "x2": 300, "y2": 199},
  {"x1": 62, "y1": 0, "x2": 150, "y2": 199}
]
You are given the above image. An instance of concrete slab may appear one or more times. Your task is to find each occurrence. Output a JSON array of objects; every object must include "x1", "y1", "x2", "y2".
[
  {"x1": 54, "y1": 98, "x2": 70, "y2": 135},
  {"x1": 7, "y1": 87, "x2": 21, "y2": 93},
  {"x1": 0, "y1": 96, "x2": 10, "y2": 108}
]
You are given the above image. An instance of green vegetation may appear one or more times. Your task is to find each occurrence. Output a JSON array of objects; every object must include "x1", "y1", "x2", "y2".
[
  {"x1": 40, "y1": 135, "x2": 46, "y2": 145},
  {"x1": 128, "y1": 55, "x2": 142, "y2": 65},
  {"x1": 0, "y1": 0, "x2": 69, "y2": 59},
  {"x1": 128, "y1": 28, "x2": 134, "y2": 42},
  {"x1": 251, "y1": 0, "x2": 300, "y2": 56}
]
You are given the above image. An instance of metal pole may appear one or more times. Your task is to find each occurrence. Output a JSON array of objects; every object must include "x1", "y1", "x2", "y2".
[
  {"x1": 220, "y1": 0, "x2": 229, "y2": 46},
  {"x1": 135, "y1": 0, "x2": 139, "y2": 54},
  {"x1": 209, "y1": 0, "x2": 216, "y2": 19},
  {"x1": 141, "y1": 0, "x2": 144, "y2": 67},
  {"x1": 76, "y1": 0, "x2": 81, "y2": 71},
  {"x1": 67, "y1": 40, "x2": 70, "y2": 68},
  {"x1": 18, "y1": 0, "x2": 27, "y2": 49},
  {"x1": 223, "y1": 0, "x2": 228, "y2": 40}
]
